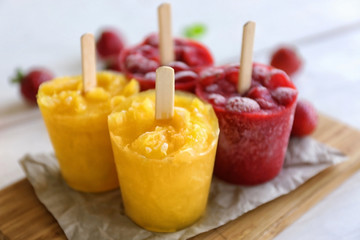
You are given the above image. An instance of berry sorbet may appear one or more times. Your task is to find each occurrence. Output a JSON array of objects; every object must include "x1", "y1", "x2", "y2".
[{"x1": 196, "y1": 63, "x2": 298, "y2": 185}]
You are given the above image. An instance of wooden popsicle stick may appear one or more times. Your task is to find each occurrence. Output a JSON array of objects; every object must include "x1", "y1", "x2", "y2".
[
  {"x1": 155, "y1": 66, "x2": 175, "y2": 120},
  {"x1": 158, "y1": 3, "x2": 174, "y2": 65},
  {"x1": 81, "y1": 33, "x2": 97, "y2": 93},
  {"x1": 238, "y1": 21, "x2": 256, "y2": 94}
]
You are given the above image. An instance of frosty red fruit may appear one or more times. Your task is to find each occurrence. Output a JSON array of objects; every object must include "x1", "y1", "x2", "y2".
[
  {"x1": 11, "y1": 68, "x2": 54, "y2": 104},
  {"x1": 120, "y1": 34, "x2": 213, "y2": 91},
  {"x1": 291, "y1": 99, "x2": 318, "y2": 137},
  {"x1": 270, "y1": 46, "x2": 302, "y2": 77},
  {"x1": 196, "y1": 63, "x2": 298, "y2": 185},
  {"x1": 96, "y1": 29, "x2": 125, "y2": 60}
]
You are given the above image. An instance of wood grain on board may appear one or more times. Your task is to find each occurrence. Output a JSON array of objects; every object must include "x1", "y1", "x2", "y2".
[{"x1": 0, "y1": 114, "x2": 359, "y2": 240}]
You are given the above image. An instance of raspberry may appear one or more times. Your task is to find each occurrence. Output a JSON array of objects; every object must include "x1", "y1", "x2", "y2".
[
  {"x1": 252, "y1": 63, "x2": 270, "y2": 82},
  {"x1": 175, "y1": 71, "x2": 198, "y2": 83},
  {"x1": 96, "y1": 29, "x2": 125, "y2": 60},
  {"x1": 175, "y1": 45, "x2": 184, "y2": 60},
  {"x1": 217, "y1": 79, "x2": 237, "y2": 95},
  {"x1": 174, "y1": 38, "x2": 187, "y2": 46},
  {"x1": 291, "y1": 100, "x2": 318, "y2": 136},
  {"x1": 125, "y1": 54, "x2": 159, "y2": 73},
  {"x1": 207, "y1": 93, "x2": 226, "y2": 106},
  {"x1": 143, "y1": 34, "x2": 159, "y2": 46},
  {"x1": 135, "y1": 45, "x2": 159, "y2": 62},
  {"x1": 11, "y1": 68, "x2": 54, "y2": 104},
  {"x1": 144, "y1": 72, "x2": 156, "y2": 81},
  {"x1": 271, "y1": 87, "x2": 298, "y2": 106},
  {"x1": 205, "y1": 84, "x2": 219, "y2": 92},
  {"x1": 265, "y1": 69, "x2": 294, "y2": 89},
  {"x1": 246, "y1": 86, "x2": 271, "y2": 100},
  {"x1": 182, "y1": 41, "x2": 214, "y2": 67},
  {"x1": 199, "y1": 67, "x2": 225, "y2": 86},
  {"x1": 226, "y1": 96, "x2": 260, "y2": 113},
  {"x1": 246, "y1": 86, "x2": 277, "y2": 110},
  {"x1": 255, "y1": 98, "x2": 277, "y2": 110},
  {"x1": 224, "y1": 65, "x2": 239, "y2": 84},
  {"x1": 168, "y1": 61, "x2": 190, "y2": 72},
  {"x1": 270, "y1": 46, "x2": 302, "y2": 76}
]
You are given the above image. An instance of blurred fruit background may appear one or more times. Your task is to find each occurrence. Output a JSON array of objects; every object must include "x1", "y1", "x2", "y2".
[{"x1": 1, "y1": 0, "x2": 359, "y2": 127}]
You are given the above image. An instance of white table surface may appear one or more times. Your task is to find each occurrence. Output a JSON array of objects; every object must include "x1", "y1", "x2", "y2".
[{"x1": 1, "y1": 0, "x2": 360, "y2": 239}]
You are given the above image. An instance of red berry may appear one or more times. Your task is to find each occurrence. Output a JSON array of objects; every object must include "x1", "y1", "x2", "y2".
[
  {"x1": 174, "y1": 38, "x2": 186, "y2": 46},
  {"x1": 291, "y1": 100, "x2": 318, "y2": 136},
  {"x1": 271, "y1": 87, "x2": 298, "y2": 106},
  {"x1": 217, "y1": 79, "x2": 237, "y2": 95},
  {"x1": 199, "y1": 67, "x2": 225, "y2": 86},
  {"x1": 247, "y1": 86, "x2": 271, "y2": 100},
  {"x1": 144, "y1": 71, "x2": 156, "y2": 81},
  {"x1": 224, "y1": 65, "x2": 239, "y2": 84},
  {"x1": 175, "y1": 71, "x2": 198, "y2": 83},
  {"x1": 246, "y1": 86, "x2": 277, "y2": 109},
  {"x1": 252, "y1": 63, "x2": 270, "y2": 82},
  {"x1": 125, "y1": 53, "x2": 159, "y2": 73},
  {"x1": 181, "y1": 41, "x2": 214, "y2": 67},
  {"x1": 175, "y1": 45, "x2": 184, "y2": 60},
  {"x1": 168, "y1": 61, "x2": 190, "y2": 72},
  {"x1": 207, "y1": 93, "x2": 226, "y2": 106},
  {"x1": 11, "y1": 68, "x2": 54, "y2": 104},
  {"x1": 143, "y1": 33, "x2": 159, "y2": 47},
  {"x1": 265, "y1": 70, "x2": 294, "y2": 89},
  {"x1": 225, "y1": 96, "x2": 260, "y2": 113},
  {"x1": 96, "y1": 29, "x2": 125, "y2": 60},
  {"x1": 135, "y1": 45, "x2": 159, "y2": 62},
  {"x1": 270, "y1": 46, "x2": 302, "y2": 76}
]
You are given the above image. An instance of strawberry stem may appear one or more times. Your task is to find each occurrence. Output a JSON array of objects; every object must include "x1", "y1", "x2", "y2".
[{"x1": 10, "y1": 69, "x2": 25, "y2": 84}]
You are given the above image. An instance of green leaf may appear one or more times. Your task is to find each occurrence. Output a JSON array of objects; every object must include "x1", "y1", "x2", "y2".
[
  {"x1": 10, "y1": 68, "x2": 25, "y2": 84},
  {"x1": 183, "y1": 23, "x2": 207, "y2": 40}
]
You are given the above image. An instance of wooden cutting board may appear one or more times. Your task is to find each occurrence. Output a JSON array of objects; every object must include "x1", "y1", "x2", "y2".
[{"x1": 1, "y1": 114, "x2": 360, "y2": 240}]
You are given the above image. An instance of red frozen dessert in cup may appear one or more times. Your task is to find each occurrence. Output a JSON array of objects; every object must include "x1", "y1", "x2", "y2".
[
  {"x1": 120, "y1": 34, "x2": 214, "y2": 92},
  {"x1": 196, "y1": 63, "x2": 298, "y2": 185}
]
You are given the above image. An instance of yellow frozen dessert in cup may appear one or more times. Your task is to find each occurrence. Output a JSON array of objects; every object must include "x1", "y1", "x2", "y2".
[
  {"x1": 37, "y1": 71, "x2": 139, "y2": 192},
  {"x1": 108, "y1": 70, "x2": 219, "y2": 232}
]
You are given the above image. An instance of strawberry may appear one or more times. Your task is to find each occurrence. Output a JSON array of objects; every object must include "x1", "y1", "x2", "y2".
[
  {"x1": 291, "y1": 100, "x2": 318, "y2": 136},
  {"x1": 270, "y1": 46, "x2": 302, "y2": 77},
  {"x1": 96, "y1": 29, "x2": 125, "y2": 60},
  {"x1": 11, "y1": 68, "x2": 54, "y2": 104}
]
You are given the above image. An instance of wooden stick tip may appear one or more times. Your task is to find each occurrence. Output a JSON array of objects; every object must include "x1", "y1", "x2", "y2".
[
  {"x1": 81, "y1": 33, "x2": 94, "y2": 40},
  {"x1": 156, "y1": 66, "x2": 174, "y2": 74},
  {"x1": 155, "y1": 66, "x2": 174, "y2": 120},
  {"x1": 245, "y1": 21, "x2": 256, "y2": 27},
  {"x1": 158, "y1": 2, "x2": 171, "y2": 9}
]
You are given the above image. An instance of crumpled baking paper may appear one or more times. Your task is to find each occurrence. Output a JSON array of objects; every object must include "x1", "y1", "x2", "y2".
[{"x1": 20, "y1": 137, "x2": 346, "y2": 240}]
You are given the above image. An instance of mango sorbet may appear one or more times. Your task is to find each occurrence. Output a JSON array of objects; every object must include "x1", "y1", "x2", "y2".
[
  {"x1": 108, "y1": 90, "x2": 219, "y2": 232},
  {"x1": 37, "y1": 71, "x2": 139, "y2": 192}
]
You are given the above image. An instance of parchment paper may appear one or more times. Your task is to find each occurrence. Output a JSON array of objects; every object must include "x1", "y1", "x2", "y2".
[{"x1": 20, "y1": 137, "x2": 346, "y2": 240}]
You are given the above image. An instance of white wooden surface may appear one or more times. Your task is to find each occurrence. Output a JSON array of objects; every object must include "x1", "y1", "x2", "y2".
[{"x1": 0, "y1": 0, "x2": 359, "y2": 239}]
